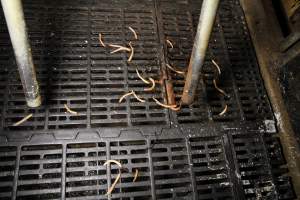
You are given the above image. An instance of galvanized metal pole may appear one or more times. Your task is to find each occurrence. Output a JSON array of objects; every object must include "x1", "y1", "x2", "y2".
[
  {"x1": 181, "y1": 0, "x2": 220, "y2": 104},
  {"x1": 1, "y1": 0, "x2": 41, "y2": 107}
]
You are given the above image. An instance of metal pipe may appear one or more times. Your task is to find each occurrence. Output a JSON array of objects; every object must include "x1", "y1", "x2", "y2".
[
  {"x1": 1, "y1": 0, "x2": 41, "y2": 107},
  {"x1": 181, "y1": 0, "x2": 220, "y2": 104}
]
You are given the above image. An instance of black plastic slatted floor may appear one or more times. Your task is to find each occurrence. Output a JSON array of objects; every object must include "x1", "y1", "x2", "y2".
[{"x1": 0, "y1": 0, "x2": 296, "y2": 199}]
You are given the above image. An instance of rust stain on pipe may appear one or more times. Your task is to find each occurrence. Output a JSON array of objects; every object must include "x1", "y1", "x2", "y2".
[{"x1": 165, "y1": 80, "x2": 176, "y2": 105}]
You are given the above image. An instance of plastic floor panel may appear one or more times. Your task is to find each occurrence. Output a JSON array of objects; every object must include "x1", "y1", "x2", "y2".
[
  {"x1": 0, "y1": 0, "x2": 296, "y2": 199},
  {"x1": 0, "y1": 0, "x2": 274, "y2": 134},
  {"x1": 0, "y1": 128, "x2": 295, "y2": 200}
]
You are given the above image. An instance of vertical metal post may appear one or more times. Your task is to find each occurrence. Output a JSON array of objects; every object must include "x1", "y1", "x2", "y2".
[
  {"x1": 1, "y1": 0, "x2": 41, "y2": 107},
  {"x1": 181, "y1": 0, "x2": 220, "y2": 104}
]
